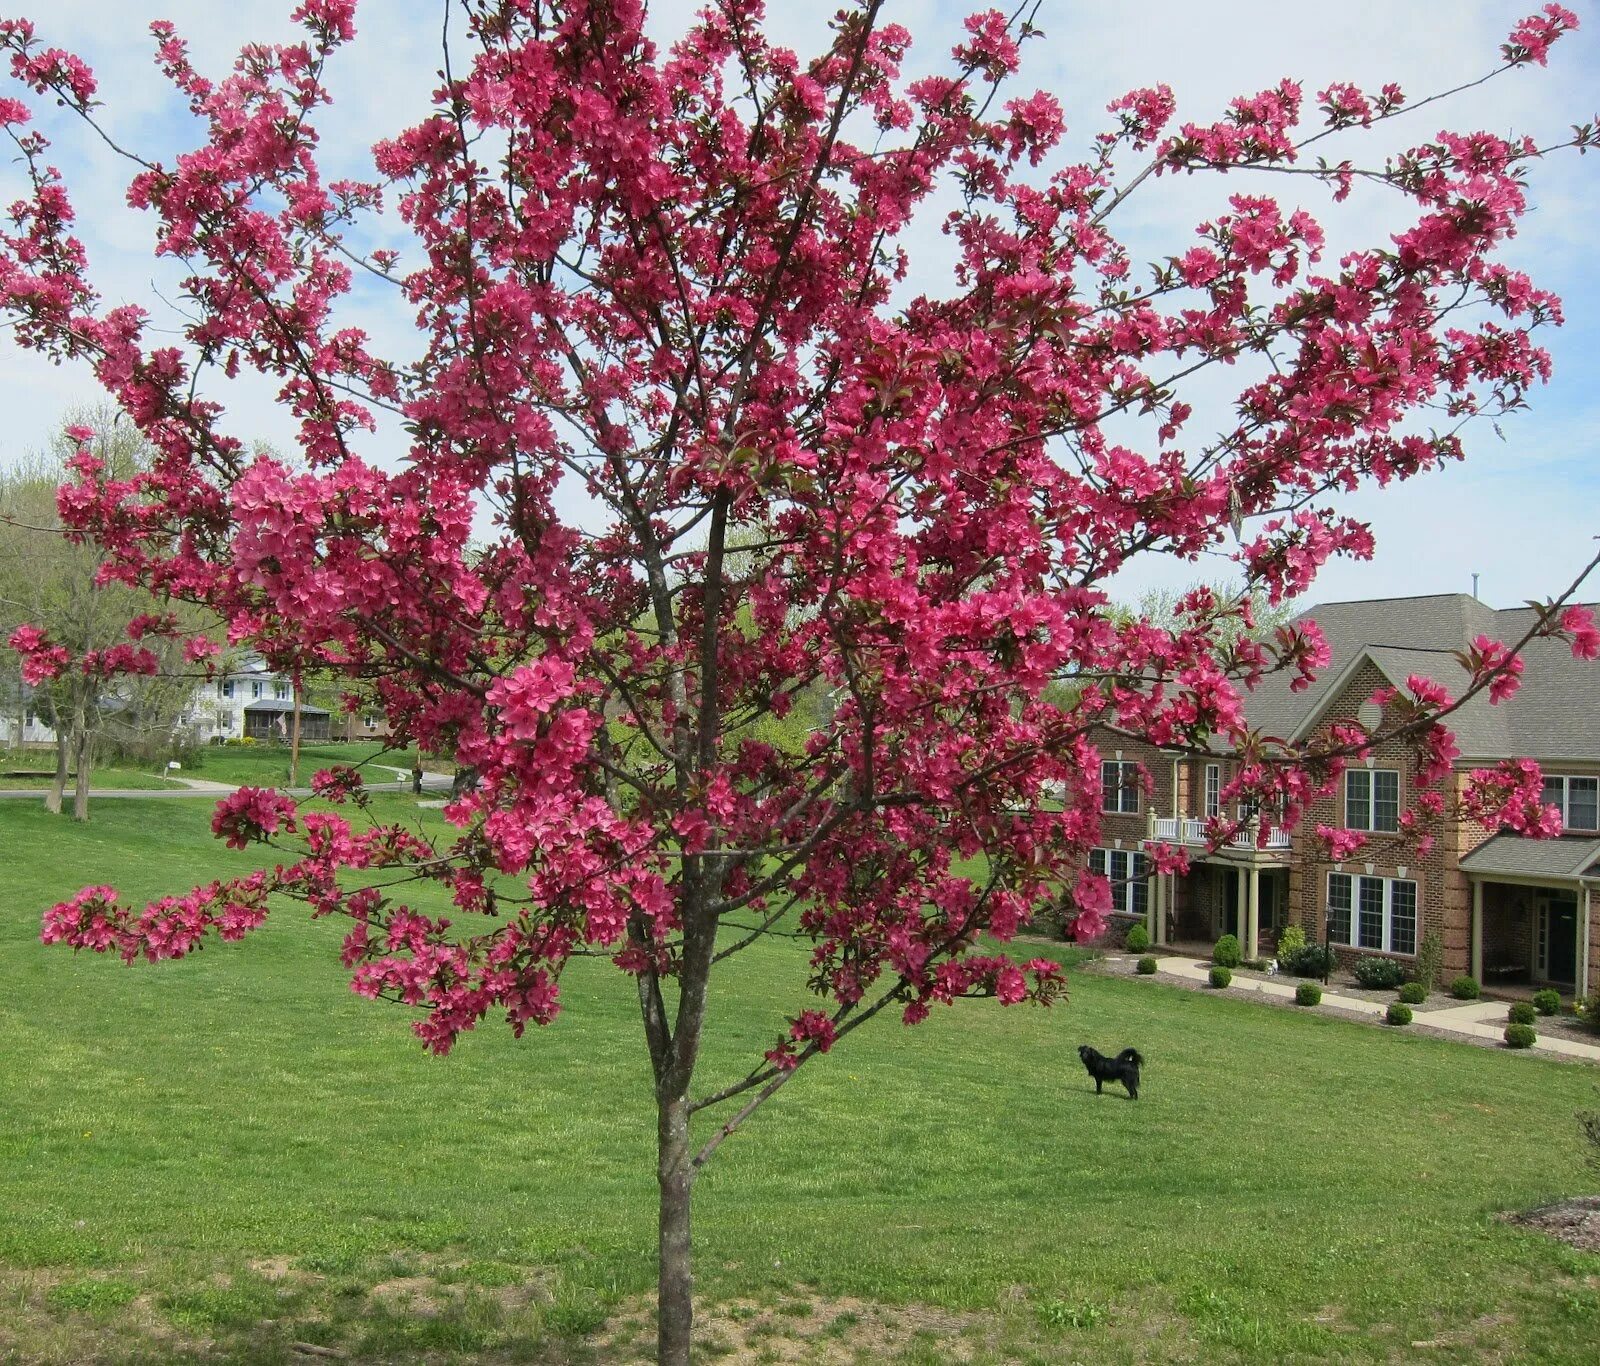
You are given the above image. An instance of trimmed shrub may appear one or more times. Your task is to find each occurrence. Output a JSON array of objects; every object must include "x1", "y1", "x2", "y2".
[
  {"x1": 1386, "y1": 1001, "x2": 1413, "y2": 1026},
  {"x1": 1208, "y1": 965, "x2": 1233, "y2": 989},
  {"x1": 1275, "y1": 924, "x2": 1307, "y2": 960},
  {"x1": 1450, "y1": 975, "x2": 1481, "y2": 1001},
  {"x1": 1295, "y1": 981, "x2": 1322, "y2": 1007},
  {"x1": 1507, "y1": 1001, "x2": 1537, "y2": 1027},
  {"x1": 1531, "y1": 988, "x2": 1562, "y2": 1017},
  {"x1": 1578, "y1": 989, "x2": 1600, "y2": 1034},
  {"x1": 1352, "y1": 956, "x2": 1407, "y2": 991},
  {"x1": 1125, "y1": 923, "x2": 1150, "y2": 954},
  {"x1": 1212, "y1": 934, "x2": 1242, "y2": 968},
  {"x1": 1397, "y1": 981, "x2": 1427, "y2": 1005},
  {"x1": 1281, "y1": 943, "x2": 1336, "y2": 979},
  {"x1": 1136, "y1": 955, "x2": 1158, "y2": 975},
  {"x1": 1503, "y1": 1023, "x2": 1537, "y2": 1049}
]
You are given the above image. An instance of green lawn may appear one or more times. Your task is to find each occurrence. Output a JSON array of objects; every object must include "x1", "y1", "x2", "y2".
[
  {"x1": 180, "y1": 741, "x2": 422, "y2": 789},
  {"x1": 1, "y1": 800, "x2": 1597, "y2": 1363},
  {"x1": 0, "y1": 765, "x2": 181, "y2": 791}
]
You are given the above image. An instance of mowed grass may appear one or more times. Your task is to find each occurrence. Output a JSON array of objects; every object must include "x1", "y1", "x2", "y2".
[
  {"x1": 181, "y1": 740, "x2": 422, "y2": 789},
  {"x1": 0, "y1": 765, "x2": 182, "y2": 791},
  {"x1": 1, "y1": 800, "x2": 1598, "y2": 1363}
]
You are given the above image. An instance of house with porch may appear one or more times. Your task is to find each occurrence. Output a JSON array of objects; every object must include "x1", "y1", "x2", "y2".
[
  {"x1": 1096, "y1": 593, "x2": 1599, "y2": 1003},
  {"x1": 193, "y1": 654, "x2": 333, "y2": 743}
]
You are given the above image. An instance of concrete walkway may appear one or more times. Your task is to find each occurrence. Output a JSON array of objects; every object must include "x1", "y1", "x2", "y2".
[
  {"x1": 1139, "y1": 953, "x2": 1600, "y2": 1062},
  {"x1": 0, "y1": 771, "x2": 454, "y2": 801}
]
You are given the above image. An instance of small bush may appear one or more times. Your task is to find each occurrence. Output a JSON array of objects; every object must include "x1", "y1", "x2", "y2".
[
  {"x1": 1503, "y1": 1023, "x2": 1537, "y2": 1049},
  {"x1": 1531, "y1": 988, "x2": 1562, "y2": 1017},
  {"x1": 1295, "y1": 981, "x2": 1322, "y2": 1007},
  {"x1": 1275, "y1": 924, "x2": 1307, "y2": 959},
  {"x1": 1579, "y1": 990, "x2": 1600, "y2": 1034},
  {"x1": 1212, "y1": 934, "x2": 1242, "y2": 968},
  {"x1": 1125, "y1": 923, "x2": 1150, "y2": 953},
  {"x1": 1248, "y1": 957, "x2": 1273, "y2": 971},
  {"x1": 1581, "y1": 1110, "x2": 1600, "y2": 1173},
  {"x1": 1353, "y1": 956, "x2": 1407, "y2": 991},
  {"x1": 1414, "y1": 930, "x2": 1444, "y2": 992},
  {"x1": 1386, "y1": 1001, "x2": 1413, "y2": 1026},
  {"x1": 1397, "y1": 981, "x2": 1428, "y2": 1005},
  {"x1": 1281, "y1": 943, "x2": 1336, "y2": 979},
  {"x1": 1208, "y1": 965, "x2": 1233, "y2": 989},
  {"x1": 1136, "y1": 955, "x2": 1158, "y2": 975},
  {"x1": 1507, "y1": 1001, "x2": 1538, "y2": 1027},
  {"x1": 1451, "y1": 975, "x2": 1481, "y2": 1001}
]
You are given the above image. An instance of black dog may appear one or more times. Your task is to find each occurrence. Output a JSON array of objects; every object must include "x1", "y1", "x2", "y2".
[{"x1": 1077, "y1": 1044, "x2": 1143, "y2": 1099}]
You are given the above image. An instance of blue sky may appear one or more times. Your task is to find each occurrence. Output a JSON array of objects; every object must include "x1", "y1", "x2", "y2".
[{"x1": 0, "y1": 1, "x2": 1594, "y2": 612}]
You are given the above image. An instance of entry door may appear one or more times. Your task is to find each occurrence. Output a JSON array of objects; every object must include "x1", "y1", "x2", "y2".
[
  {"x1": 1219, "y1": 869, "x2": 1239, "y2": 938},
  {"x1": 1536, "y1": 892, "x2": 1579, "y2": 984}
]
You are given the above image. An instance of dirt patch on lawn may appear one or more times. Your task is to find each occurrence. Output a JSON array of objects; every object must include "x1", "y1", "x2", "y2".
[
  {"x1": 593, "y1": 1289, "x2": 1020, "y2": 1363},
  {"x1": 1501, "y1": 1196, "x2": 1600, "y2": 1252}
]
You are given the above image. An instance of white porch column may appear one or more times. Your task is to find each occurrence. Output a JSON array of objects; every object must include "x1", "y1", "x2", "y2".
[
  {"x1": 1246, "y1": 863, "x2": 1261, "y2": 962},
  {"x1": 1470, "y1": 880, "x2": 1484, "y2": 983},
  {"x1": 1581, "y1": 886, "x2": 1592, "y2": 1001},
  {"x1": 1156, "y1": 873, "x2": 1168, "y2": 945},
  {"x1": 1144, "y1": 809, "x2": 1159, "y2": 938},
  {"x1": 1234, "y1": 868, "x2": 1247, "y2": 945}
]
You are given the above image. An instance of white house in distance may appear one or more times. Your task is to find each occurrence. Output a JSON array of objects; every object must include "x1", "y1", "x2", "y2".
[{"x1": 193, "y1": 654, "x2": 333, "y2": 743}]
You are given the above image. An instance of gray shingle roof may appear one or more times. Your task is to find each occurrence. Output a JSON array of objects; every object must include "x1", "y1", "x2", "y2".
[
  {"x1": 1237, "y1": 593, "x2": 1600, "y2": 761},
  {"x1": 1458, "y1": 834, "x2": 1600, "y2": 881}
]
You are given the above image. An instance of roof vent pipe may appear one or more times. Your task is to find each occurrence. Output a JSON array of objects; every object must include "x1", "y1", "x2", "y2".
[{"x1": 1471, "y1": 573, "x2": 1480, "y2": 600}]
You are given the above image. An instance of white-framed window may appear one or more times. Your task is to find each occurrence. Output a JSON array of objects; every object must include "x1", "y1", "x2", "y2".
[
  {"x1": 251, "y1": 681, "x2": 263, "y2": 699},
  {"x1": 1100, "y1": 760, "x2": 1140, "y2": 814},
  {"x1": 1090, "y1": 848, "x2": 1148, "y2": 918},
  {"x1": 1541, "y1": 774, "x2": 1599, "y2": 832},
  {"x1": 1345, "y1": 769, "x2": 1400, "y2": 832},
  {"x1": 273, "y1": 680, "x2": 290, "y2": 701},
  {"x1": 218, "y1": 679, "x2": 234, "y2": 699},
  {"x1": 1204, "y1": 764, "x2": 1221, "y2": 819},
  {"x1": 1327, "y1": 872, "x2": 1416, "y2": 955},
  {"x1": 215, "y1": 709, "x2": 234, "y2": 732}
]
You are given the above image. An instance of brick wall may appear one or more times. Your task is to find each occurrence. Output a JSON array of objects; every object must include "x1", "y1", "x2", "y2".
[{"x1": 1285, "y1": 662, "x2": 1469, "y2": 972}]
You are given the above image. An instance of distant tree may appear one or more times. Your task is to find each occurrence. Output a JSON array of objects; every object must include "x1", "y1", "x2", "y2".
[
  {"x1": 0, "y1": 408, "x2": 212, "y2": 817},
  {"x1": 1132, "y1": 580, "x2": 1300, "y2": 646}
]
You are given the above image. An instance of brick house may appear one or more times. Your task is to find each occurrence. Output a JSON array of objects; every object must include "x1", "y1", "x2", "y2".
[{"x1": 1095, "y1": 594, "x2": 1598, "y2": 1002}]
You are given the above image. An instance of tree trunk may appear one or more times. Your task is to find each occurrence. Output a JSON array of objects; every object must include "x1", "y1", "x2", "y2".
[
  {"x1": 289, "y1": 676, "x2": 302, "y2": 789},
  {"x1": 45, "y1": 731, "x2": 67, "y2": 814},
  {"x1": 657, "y1": 1094, "x2": 694, "y2": 1366},
  {"x1": 72, "y1": 724, "x2": 90, "y2": 822}
]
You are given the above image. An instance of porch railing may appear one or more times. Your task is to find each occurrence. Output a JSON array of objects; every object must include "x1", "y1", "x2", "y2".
[{"x1": 1152, "y1": 815, "x2": 1290, "y2": 851}]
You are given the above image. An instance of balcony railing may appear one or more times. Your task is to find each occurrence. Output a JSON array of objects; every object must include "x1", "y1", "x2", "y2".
[{"x1": 1152, "y1": 815, "x2": 1290, "y2": 851}]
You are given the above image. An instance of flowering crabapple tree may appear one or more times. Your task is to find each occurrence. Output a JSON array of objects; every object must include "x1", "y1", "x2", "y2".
[{"x1": 5, "y1": 1, "x2": 1600, "y2": 1357}]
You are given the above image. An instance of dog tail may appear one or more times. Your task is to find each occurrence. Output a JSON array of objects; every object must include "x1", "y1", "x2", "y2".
[{"x1": 1117, "y1": 1048, "x2": 1144, "y2": 1067}]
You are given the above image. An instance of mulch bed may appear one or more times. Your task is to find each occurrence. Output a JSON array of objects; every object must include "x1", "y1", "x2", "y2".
[{"x1": 1500, "y1": 1196, "x2": 1600, "y2": 1252}]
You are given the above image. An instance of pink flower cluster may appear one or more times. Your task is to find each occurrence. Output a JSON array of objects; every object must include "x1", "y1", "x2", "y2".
[{"x1": 211, "y1": 787, "x2": 299, "y2": 850}]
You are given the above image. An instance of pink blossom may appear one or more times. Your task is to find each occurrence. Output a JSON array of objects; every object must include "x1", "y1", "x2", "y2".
[{"x1": 211, "y1": 787, "x2": 298, "y2": 849}]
